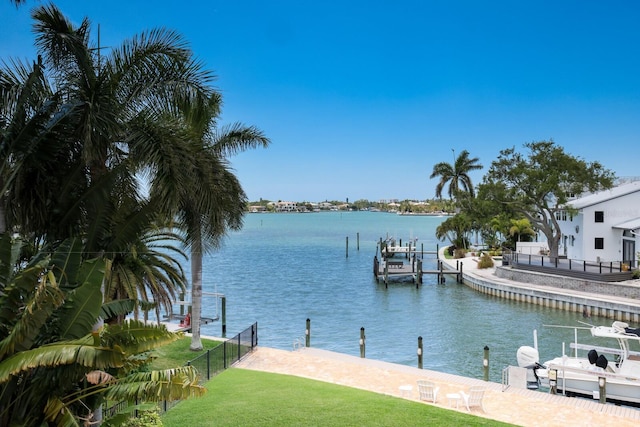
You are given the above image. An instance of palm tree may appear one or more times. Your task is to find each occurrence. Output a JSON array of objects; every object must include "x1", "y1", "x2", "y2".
[
  {"x1": 430, "y1": 149, "x2": 482, "y2": 199},
  {"x1": 509, "y1": 218, "x2": 535, "y2": 243},
  {"x1": 2, "y1": 4, "x2": 214, "y2": 308},
  {"x1": 152, "y1": 93, "x2": 270, "y2": 351}
]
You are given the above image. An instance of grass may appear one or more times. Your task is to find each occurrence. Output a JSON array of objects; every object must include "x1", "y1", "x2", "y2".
[
  {"x1": 161, "y1": 369, "x2": 515, "y2": 427},
  {"x1": 148, "y1": 336, "x2": 223, "y2": 371}
]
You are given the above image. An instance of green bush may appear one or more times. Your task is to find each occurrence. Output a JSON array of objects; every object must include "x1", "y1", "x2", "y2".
[
  {"x1": 453, "y1": 248, "x2": 466, "y2": 259},
  {"x1": 632, "y1": 269, "x2": 640, "y2": 280},
  {"x1": 123, "y1": 409, "x2": 163, "y2": 427},
  {"x1": 477, "y1": 253, "x2": 495, "y2": 269}
]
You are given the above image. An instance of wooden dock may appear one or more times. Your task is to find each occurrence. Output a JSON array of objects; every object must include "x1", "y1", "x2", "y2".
[{"x1": 373, "y1": 240, "x2": 463, "y2": 287}]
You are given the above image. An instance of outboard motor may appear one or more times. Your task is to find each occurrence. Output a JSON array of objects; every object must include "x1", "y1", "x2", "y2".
[{"x1": 517, "y1": 346, "x2": 543, "y2": 389}]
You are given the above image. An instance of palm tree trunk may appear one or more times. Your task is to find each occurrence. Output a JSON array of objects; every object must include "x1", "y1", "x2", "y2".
[{"x1": 189, "y1": 225, "x2": 204, "y2": 351}]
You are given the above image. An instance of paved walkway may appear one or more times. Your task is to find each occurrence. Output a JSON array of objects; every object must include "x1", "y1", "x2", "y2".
[{"x1": 235, "y1": 346, "x2": 640, "y2": 427}]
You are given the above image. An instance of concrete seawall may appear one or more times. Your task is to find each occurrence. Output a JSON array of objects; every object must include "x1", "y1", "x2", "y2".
[{"x1": 441, "y1": 255, "x2": 640, "y2": 323}]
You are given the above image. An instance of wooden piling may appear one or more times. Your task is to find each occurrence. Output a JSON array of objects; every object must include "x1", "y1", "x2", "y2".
[
  {"x1": 483, "y1": 345, "x2": 490, "y2": 381},
  {"x1": 357, "y1": 232, "x2": 360, "y2": 250},
  {"x1": 418, "y1": 336, "x2": 423, "y2": 369},
  {"x1": 221, "y1": 296, "x2": 226, "y2": 337},
  {"x1": 346, "y1": 236, "x2": 349, "y2": 258},
  {"x1": 360, "y1": 327, "x2": 366, "y2": 358},
  {"x1": 306, "y1": 318, "x2": 311, "y2": 347},
  {"x1": 599, "y1": 377, "x2": 607, "y2": 404}
]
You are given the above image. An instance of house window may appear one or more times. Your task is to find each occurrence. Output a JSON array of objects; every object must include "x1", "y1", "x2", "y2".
[
  {"x1": 594, "y1": 211, "x2": 604, "y2": 223},
  {"x1": 594, "y1": 238, "x2": 604, "y2": 250}
]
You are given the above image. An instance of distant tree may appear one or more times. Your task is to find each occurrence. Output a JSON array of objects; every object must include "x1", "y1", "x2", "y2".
[
  {"x1": 482, "y1": 140, "x2": 615, "y2": 258},
  {"x1": 430, "y1": 150, "x2": 482, "y2": 199}
]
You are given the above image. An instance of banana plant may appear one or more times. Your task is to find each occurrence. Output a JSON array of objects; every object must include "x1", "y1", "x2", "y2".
[{"x1": 0, "y1": 236, "x2": 205, "y2": 426}]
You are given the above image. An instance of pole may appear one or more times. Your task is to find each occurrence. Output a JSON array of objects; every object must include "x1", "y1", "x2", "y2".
[
  {"x1": 483, "y1": 345, "x2": 490, "y2": 381},
  {"x1": 599, "y1": 377, "x2": 606, "y2": 404},
  {"x1": 305, "y1": 318, "x2": 311, "y2": 347},
  {"x1": 360, "y1": 327, "x2": 366, "y2": 358},
  {"x1": 417, "y1": 336, "x2": 423, "y2": 369},
  {"x1": 357, "y1": 232, "x2": 360, "y2": 251},
  {"x1": 221, "y1": 296, "x2": 226, "y2": 337},
  {"x1": 346, "y1": 236, "x2": 349, "y2": 258}
]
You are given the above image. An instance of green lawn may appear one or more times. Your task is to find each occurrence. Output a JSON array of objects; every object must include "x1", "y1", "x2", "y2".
[
  {"x1": 161, "y1": 369, "x2": 515, "y2": 427},
  {"x1": 148, "y1": 336, "x2": 223, "y2": 371}
]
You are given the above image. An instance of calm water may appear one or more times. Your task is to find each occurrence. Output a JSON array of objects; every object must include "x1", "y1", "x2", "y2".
[{"x1": 187, "y1": 211, "x2": 608, "y2": 382}]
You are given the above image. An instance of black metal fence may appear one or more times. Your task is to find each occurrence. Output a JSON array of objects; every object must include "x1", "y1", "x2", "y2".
[
  {"x1": 106, "y1": 322, "x2": 258, "y2": 418},
  {"x1": 502, "y1": 251, "x2": 635, "y2": 282},
  {"x1": 187, "y1": 322, "x2": 258, "y2": 383}
]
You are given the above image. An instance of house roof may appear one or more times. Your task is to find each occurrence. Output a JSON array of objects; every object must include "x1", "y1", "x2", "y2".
[
  {"x1": 612, "y1": 217, "x2": 640, "y2": 231},
  {"x1": 567, "y1": 181, "x2": 640, "y2": 209}
]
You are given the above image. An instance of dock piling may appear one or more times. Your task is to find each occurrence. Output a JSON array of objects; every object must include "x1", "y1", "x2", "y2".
[
  {"x1": 346, "y1": 236, "x2": 349, "y2": 258},
  {"x1": 359, "y1": 327, "x2": 366, "y2": 358},
  {"x1": 221, "y1": 296, "x2": 226, "y2": 337},
  {"x1": 306, "y1": 318, "x2": 311, "y2": 347},
  {"x1": 483, "y1": 345, "x2": 490, "y2": 381},
  {"x1": 417, "y1": 336, "x2": 423, "y2": 369}
]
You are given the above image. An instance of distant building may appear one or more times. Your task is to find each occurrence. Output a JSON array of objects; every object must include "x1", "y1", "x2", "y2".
[{"x1": 273, "y1": 201, "x2": 298, "y2": 212}]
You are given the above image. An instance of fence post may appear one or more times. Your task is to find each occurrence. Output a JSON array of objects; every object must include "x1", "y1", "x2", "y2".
[
  {"x1": 305, "y1": 318, "x2": 311, "y2": 347},
  {"x1": 417, "y1": 336, "x2": 423, "y2": 369},
  {"x1": 360, "y1": 327, "x2": 366, "y2": 358},
  {"x1": 223, "y1": 341, "x2": 227, "y2": 369},
  {"x1": 207, "y1": 349, "x2": 211, "y2": 380}
]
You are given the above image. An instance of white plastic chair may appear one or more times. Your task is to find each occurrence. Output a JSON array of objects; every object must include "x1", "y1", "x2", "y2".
[
  {"x1": 417, "y1": 380, "x2": 439, "y2": 403},
  {"x1": 460, "y1": 386, "x2": 486, "y2": 412}
]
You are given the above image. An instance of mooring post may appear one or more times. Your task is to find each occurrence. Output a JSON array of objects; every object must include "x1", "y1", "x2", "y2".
[
  {"x1": 417, "y1": 336, "x2": 423, "y2": 369},
  {"x1": 305, "y1": 318, "x2": 311, "y2": 347},
  {"x1": 221, "y1": 296, "x2": 226, "y2": 337},
  {"x1": 346, "y1": 236, "x2": 349, "y2": 258},
  {"x1": 549, "y1": 369, "x2": 557, "y2": 394},
  {"x1": 357, "y1": 232, "x2": 360, "y2": 251},
  {"x1": 360, "y1": 327, "x2": 366, "y2": 358},
  {"x1": 421, "y1": 242, "x2": 424, "y2": 258},
  {"x1": 599, "y1": 377, "x2": 606, "y2": 404},
  {"x1": 483, "y1": 346, "x2": 490, "y2": 381},
  {"x1": 436, "y1": 243, "x2": 439, "y2": 260},
  {"x1": 384, "y1": 261, "x2": 389, "y2": 288}
]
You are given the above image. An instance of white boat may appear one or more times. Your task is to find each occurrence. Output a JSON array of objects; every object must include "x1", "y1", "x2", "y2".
[{"x1": 516, "y1": 321, "x2": 640, "y2": 405}]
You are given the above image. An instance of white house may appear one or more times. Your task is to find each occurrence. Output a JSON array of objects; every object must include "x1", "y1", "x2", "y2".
[{"x1": 556, "y1": 181, "x2": 640, "y2": 266}]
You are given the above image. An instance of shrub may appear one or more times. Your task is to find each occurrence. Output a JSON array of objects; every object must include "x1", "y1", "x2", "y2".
[
  {"x1": 454, "y1": 248, "x2": 466, "y2": 259},
  {"x1": 477, "y1": 253, "x2": 494, "y2": 269},
  {"x1": 632, "y1": 269, "x2": 640, "y2": 280},
  {"x1": 122, "y1": 409, "x2": 163, "y2": 427}
]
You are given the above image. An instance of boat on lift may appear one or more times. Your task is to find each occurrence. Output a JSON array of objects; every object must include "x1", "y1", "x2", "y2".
[{"x1": 517, "y1": 321, "x2": 640, "y2": 406}]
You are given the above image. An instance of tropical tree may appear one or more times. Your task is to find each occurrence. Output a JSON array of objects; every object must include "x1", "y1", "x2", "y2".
[
  {"x1": 1, "y1": 4, "x2": 214, "y2": 305},
  {"x1": 429, "y1": 149, "x2": 482, "y2": 199},
  {"x1": 0, "y1": 236, "x2": 205, "y2": 426},
  {"x1": 508, "y1": 218, "x2": 535, "y2": 243},
  {"x1": 155, "y1": 93, "x2": 269, "y2": 351},
  {"x1": 435, "y1": 213, "x2": 472, "y2": 250},
  {"x1": 482, "y1": 140, "x2": 615, "y2": 258}
]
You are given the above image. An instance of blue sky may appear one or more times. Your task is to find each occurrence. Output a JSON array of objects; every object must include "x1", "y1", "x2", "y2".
[{"x1": 2, "y1": 1, "x2": 640, "y2": 202}]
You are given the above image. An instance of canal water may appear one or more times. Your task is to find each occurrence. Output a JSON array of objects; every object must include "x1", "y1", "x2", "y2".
[{"x1": 190, "y1": 211, "x2": 611, "y2": 382}]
